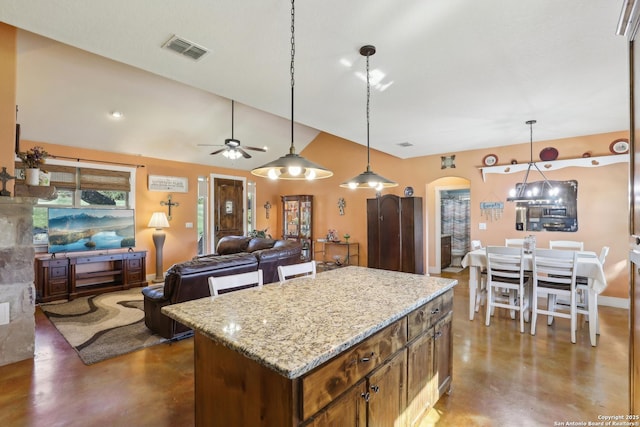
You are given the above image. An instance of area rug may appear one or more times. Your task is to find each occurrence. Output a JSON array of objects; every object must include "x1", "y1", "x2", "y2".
[
  {"x1": 442, "y1": 266, "x2": 464, "y2": 273},
  {"x1": 40, "y1": 288, "x2": 168, "y2": 365}
]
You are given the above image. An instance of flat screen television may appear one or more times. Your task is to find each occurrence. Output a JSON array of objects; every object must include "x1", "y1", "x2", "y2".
[{"x1": 47, "y1": 208, "x2": 136, "y2": 254}]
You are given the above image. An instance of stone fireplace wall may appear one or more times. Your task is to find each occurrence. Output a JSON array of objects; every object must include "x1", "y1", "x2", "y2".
[{"x1": 0, "y1": 197, "x2": 36, "y2": 366}]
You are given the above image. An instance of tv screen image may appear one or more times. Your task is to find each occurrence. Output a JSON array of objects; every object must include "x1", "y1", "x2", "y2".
[{"x1": 47, "y1": 208, "x2": 135, "y2": 254}]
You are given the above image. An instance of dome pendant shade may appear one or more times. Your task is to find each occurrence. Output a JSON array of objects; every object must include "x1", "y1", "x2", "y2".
[
  {"x1": 251, "y1": 0, "x2": 332, "y2": 181},
  {"x1": 340, "y1": 44, "x2": 397, "y2": 190},
  {"x1": 251, "y1": 151, "x2": 333, "y2": 180},
  {"x1": 340, "y1": 166, "x2": 397, "y2": 190}
]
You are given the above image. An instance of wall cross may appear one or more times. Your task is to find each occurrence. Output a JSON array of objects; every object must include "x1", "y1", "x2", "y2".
[
  {"x1": 160, "y1": 194, "x2": 180, "y2": 220},
  {"x1": 264, "y1": 201, "x2": 272, "y2": 219}
]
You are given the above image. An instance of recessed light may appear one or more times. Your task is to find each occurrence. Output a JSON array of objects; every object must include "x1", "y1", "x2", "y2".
[{"x1": 110, "y1": 111, "x2": 124, "y2": 119}]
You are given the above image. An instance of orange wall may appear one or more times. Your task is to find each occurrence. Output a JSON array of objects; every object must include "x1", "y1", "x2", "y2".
[
  {"x1": 0, "y1": 24, "x2": 17, "y2": 180},
  {"x1": 0, "y1": 22, "x2": 630, "y2": 301},
  {"x1": 287, "y1": 130, "x2": 630, "y2": 300}
]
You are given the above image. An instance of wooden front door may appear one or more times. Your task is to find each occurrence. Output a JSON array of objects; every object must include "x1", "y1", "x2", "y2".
[{"x1": 213, "y1": 178, "x2": 244, "y2": 246}]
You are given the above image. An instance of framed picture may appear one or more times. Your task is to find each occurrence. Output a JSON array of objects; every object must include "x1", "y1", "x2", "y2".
[{"x1": 148, "y1": 175, "x2": 188, "y2": 192}]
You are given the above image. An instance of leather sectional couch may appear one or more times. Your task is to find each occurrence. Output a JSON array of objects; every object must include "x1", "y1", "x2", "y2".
[{"x1": 142, "y1": 236, "x2": 302, "y2": 339}]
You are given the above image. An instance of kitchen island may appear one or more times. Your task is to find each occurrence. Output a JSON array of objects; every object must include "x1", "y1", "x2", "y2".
[{"x1": 163, "y1": 266, "x2": 457, "y2": 426}]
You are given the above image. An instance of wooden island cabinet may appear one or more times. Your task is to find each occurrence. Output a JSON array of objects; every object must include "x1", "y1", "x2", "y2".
[{"x1": 164, "y1": 266, "x2": 456, "y2": 426}]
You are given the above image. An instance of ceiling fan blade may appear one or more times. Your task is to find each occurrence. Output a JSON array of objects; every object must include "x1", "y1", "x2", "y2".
[
  {"x1": 238, "y1": 148, "x2": 252, "y2": 159},
  {"x1": 244, "y1": 145, "x2": 267, "y2": 152},
  {"x1": 209, "y1": 148, "x2": 227, "y2": 155},
  {"x1": 198, "y1": 143, "x2": 223, "y2": 147}
]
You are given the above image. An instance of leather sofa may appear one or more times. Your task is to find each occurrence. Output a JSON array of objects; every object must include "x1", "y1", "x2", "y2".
[{"x1": 142, "y1": 236, "x2": 302, "y2": 339}]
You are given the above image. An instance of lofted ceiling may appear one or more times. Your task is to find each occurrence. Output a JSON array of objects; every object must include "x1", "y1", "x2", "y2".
[{"x1": 0, "y1": 0, "x2": 630, "y2": 171}]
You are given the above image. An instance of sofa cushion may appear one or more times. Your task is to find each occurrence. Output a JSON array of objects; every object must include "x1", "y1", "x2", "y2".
[
  {"x1": 170, "y1": 253, "x2": 257, "y2": 275},
  {"x1": 162, "y1": 253, "x2": 258, "y2": 300},
  {"x1": 247, "y1": 238, "x2": 276, "y2": 252},
  {"x1": 216, "y1": 236, "x2": 251, "y2": 255}
]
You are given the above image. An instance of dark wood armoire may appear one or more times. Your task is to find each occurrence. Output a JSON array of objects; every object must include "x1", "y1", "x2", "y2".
[{"x1": 367, "y1": 194, "x2": 424, "y2": 274}]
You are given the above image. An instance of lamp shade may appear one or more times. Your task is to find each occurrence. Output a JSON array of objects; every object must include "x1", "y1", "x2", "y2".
[
  {"x1": 251, "y1": 151, "x2": 333, "y2": 180},
  {"x1": 148, "y1": 212, "x2": 170, "y2": 229},
  {"x1": 340, "y1": 167, "x2": 398, "y2": 190},
  {"x1": 340, "y1": 44, "x2": 397, "y2": 190},
  {"x1": 250, "y1": 0, "x2": 332, "y2": 181}
]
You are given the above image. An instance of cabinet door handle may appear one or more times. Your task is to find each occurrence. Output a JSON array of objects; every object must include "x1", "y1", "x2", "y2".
[
  {"x1": 431, "y1": 307, "x2": 440, "y2": 315},
  {"x1": 370, "y1": 385, "x2": 380, "y2": 393},
  {"x1": 360, "y1": 352, "x2": 375, "y2": 363},
  {"x1": 361, "y1": 392, "x2": 370, "y2": 402},
  {"x1": 435, "y1": 331, "x2": 443, "y2": 340}
]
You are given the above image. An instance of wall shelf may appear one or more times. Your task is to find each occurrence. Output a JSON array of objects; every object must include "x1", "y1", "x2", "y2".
[{"x1": 479, "y1": 154, "x2": 629, "y2": 182}]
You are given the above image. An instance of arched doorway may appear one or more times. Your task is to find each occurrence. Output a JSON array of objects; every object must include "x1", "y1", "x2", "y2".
[{"x1": 427, "y1": 176, "x2": 471, "y2": 274}]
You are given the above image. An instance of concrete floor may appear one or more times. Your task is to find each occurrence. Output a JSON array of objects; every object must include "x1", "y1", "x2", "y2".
[{"x1": 0, "y1": 268, "x2": 629, "y2": 426}]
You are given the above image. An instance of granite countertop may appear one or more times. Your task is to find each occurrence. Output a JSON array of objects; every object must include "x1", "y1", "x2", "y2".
[{"x1": 162, "y1": 266, "x2": 457, "y2": 379}]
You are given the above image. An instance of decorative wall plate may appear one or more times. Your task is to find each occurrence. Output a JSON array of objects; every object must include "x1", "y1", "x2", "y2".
[
  {"x1": 539, "y1": 147, "x2": 559, "y2": 161},
  {"x1": 609, "y1": 139, "x2": 629, "y2": 154},
  {"x1": 482, "y1": 154, "x2": 498, "y2": 166}
]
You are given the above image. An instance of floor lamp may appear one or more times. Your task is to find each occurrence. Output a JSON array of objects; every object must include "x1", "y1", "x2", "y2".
[{"x1": 148, "y1": 212, "x2": 170, "y2": 283}]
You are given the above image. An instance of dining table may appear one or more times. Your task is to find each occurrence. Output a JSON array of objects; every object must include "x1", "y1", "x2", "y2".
[{"x1": 461, "y1": 247, "x2": 607, "y2": 345}]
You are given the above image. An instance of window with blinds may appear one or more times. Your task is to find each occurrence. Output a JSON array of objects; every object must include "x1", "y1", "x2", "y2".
[{"x1": 20, "y1": 162, "x2": 134, "y2": 247}]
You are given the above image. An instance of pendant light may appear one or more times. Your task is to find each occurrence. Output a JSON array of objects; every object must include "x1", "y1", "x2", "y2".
[
  {"x1": 340, "y1": 45, "x2": 397, "y2": 190},
  {"x1": 506, "y1": 120, "x2": 558, "y2": 202},
  {"x1": 251, "y1": 0, "x2": 333, "y2": 181}
]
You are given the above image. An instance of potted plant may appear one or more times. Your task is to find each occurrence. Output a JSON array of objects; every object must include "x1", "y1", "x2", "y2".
[{"x1": 17, "y1": 146, "x2": 48, "y2": 186}]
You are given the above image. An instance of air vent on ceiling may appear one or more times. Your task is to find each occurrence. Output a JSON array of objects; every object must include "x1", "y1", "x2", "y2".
[
  {"x1": 397, "y1": 142, "x2": 413, "y2": 147},
  {"x1": 162, "y1": 35, "x2": 208, "y2": 61}
]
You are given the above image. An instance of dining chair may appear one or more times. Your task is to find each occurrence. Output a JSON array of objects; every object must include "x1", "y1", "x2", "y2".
[
  {"x1": 469, "y1": 240, "x2": 486, "y2": 312},
  {"x1": 549, "y1": 240, "x2": 584, "y2": 251},
  {"x1": 278, "y1": 260, "x2": 317, "y2": 284},
  {"x1": 485, "y1": 246, "x2": 530, "y2": 333},
  {"x1": 471, "y1": 240, "x2": 483, "y2": 250},
  {"x1": 505, "y1": 238, "x2": 525, "y2": 248},
  {"x1": 575, "y1": 246, "x2": 609, "y2": 335},
  {"x1": 530, "y1": 248, "x2": 579, "y2": 343},
  {"x1": 208, "y1": 270, "x2": 264, "y2": 296}
]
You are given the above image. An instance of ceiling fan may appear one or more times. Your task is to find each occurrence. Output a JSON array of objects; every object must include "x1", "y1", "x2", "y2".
[{"x1": 199, "y1": 100, "x2": 266, "y2": 159}]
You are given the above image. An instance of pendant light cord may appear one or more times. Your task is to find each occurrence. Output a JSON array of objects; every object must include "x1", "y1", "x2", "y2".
[
  {"x1": 231, "y1": 100, "x2": 235, "y2": 139},
  {"x1": 528, "y1": 120, "x2": 533, "y2": 164},
  {"x1": 366, "y1": 51, "x2": 371, "y2": 170},
  {"x1": 290, "y1": 0, "x2": 296, "y2": 154}
]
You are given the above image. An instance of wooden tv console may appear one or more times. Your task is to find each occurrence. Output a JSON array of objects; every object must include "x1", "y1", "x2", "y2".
[{"x1": 35, "y1": 250, "x2": 147, "y2": 303}]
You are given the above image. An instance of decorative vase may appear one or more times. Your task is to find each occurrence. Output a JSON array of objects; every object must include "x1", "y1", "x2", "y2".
[{"x1": 25, "y1": 168, "x2": 40, "y2": 186}]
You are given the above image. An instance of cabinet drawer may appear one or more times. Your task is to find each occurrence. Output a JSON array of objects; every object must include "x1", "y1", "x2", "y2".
[
  {"x1": 50, "y1": 266, "x2": 68, "y2": 279},
  {"x1": 127, "y1": 271, "x2": 143, "y2": 283},
  {"x1": 125, "y1": 252, "x2": 145, "y2": 260},
  {"x1": 128, "y1": 258, "x2": 142, "y2": 269},
  {"x1": 407, "y1": 290, "x2": 453, "y2": 341},
  {"x1": 301, "y1": 317, "x2": 407, "y2": 420},
  {"x1": 48, "y1": 279, "x2": 68, "y2": 295},
  {"x1": 74, "y1": 254, "x2": 122, "y2": 264}
]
